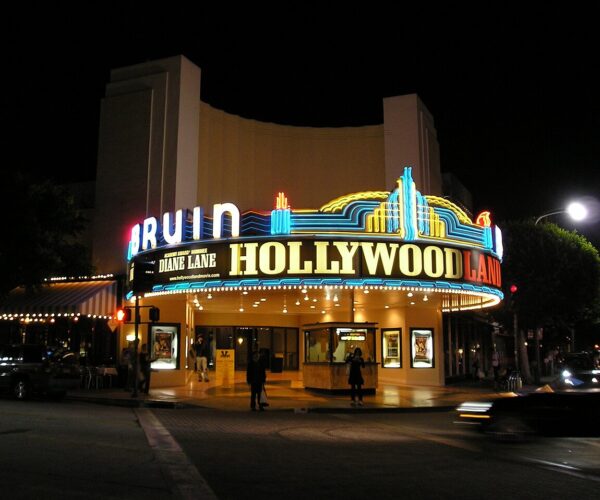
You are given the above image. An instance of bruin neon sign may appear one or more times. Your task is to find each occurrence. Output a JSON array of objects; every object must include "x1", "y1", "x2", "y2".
[{"x1": 129, "y1": 203, "x2": 241, "y2": 258}]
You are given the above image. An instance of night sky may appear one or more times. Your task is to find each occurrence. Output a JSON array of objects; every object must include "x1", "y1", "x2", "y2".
[{"x1": 6, "y1": 4, "x2": 600, "y2": 246}]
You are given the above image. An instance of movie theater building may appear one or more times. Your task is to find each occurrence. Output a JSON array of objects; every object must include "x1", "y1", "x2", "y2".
[{"x1": 93, "y1": 56, "x2": 503, "y2": 389}]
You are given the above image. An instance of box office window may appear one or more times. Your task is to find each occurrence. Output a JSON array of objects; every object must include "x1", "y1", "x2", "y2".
[
  {"x1": 305, "y1": 328, "x2": 329, "y2": 362},
  {"x1": 331, "y1": 328, "x2": 375, "y2": 363},
  {"x1": 304, "y1": 326, "x2": 376, "y2": 364}
]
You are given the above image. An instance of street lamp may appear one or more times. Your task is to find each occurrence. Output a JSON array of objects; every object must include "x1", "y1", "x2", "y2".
[
  {"x1": 530, "y1": 200, "x2": 588, "y2": 378},
  {"x1": 535, "y1": 201, "x2": 588, "y2": 225}
]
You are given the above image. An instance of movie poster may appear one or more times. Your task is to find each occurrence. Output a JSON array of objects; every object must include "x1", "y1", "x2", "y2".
[
  {"x1": 150, "y1": 324, "x2": 180, "y2": 370},
  {"x1": 382, "y1": 329, "x2": 402, "y2": 368},
  {"x1": 410, "y1": 328, "x2": 434, "y2": 368}
]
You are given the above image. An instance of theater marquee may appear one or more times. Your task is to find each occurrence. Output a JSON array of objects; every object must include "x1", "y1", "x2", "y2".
[{"x1": 127, "y1": 167, "x2": 504, "y2": 310}]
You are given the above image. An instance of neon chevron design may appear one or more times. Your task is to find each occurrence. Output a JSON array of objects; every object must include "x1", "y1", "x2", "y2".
[
  {"x1": 425, "y1": 196, "x2": 472, "y2": 224},
  {"x1": 320, "y1": 192, "x2": 389, "y2": 213},
  {"x1": 242, "y1": 166, "x2": 499, "y2": 255}
]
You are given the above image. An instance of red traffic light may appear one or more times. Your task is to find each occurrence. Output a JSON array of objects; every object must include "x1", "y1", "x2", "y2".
[
  {"x1": 116, "y1": 308, "x2": 132, "y2": 322},
  {"x1": 509, "y1": 284, "x2": 518, "y2": 294}
]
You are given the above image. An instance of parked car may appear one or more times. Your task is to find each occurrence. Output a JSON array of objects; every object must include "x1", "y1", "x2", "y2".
[
  {"x1": 0, "y1": 344, "x2": 81, "y2": 400},
  {"x1": 455, "y1": 392, "x2": 600, "y2": 439}
]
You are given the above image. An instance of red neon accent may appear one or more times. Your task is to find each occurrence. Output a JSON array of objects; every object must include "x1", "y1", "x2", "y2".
[
  {"x1": 476, "y1": 211, "x2": 492, "y2": 227},
  {"x1": 510, "y1": 284, "x2": 518, "y2": 294}
]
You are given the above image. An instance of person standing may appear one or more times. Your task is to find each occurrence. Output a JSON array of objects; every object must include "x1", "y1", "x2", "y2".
[
  {"x1": 246, "y1": 348, "x2": 266, "y2": 411},
  {"x1": 195, "y1": 336, "x2": 210, "y2": 382},
  {"x1": 139, "y1": 343, "x2": 152, "y2": 394},
  {"x1": 347, "y1": 347, "x2": 365, "y2": 406},
  {"x1": 491, "y1": 348, "x2": 500, "y2": 389}
]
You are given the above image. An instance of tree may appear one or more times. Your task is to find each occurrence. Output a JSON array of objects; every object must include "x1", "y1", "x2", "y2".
[
  {"x1": 0, "y1": 173, "x2": 93, "y2": 296},
  {"x1": 497, "y1": 220, "x2": 600, "y2": 378}
]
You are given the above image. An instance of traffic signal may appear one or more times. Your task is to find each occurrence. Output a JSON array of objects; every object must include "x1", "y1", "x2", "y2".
[
  {"x1": 149, "y1": 307, "x2": 160, "y2": 322},
  {"x1": 129, "y1": 260, "x2": 155, "y2": 294},
  {"x1": 116, "y1": 308, "x2": 132, "y2": 322},
  {"x1": 507, "y1": 284, "x2": 519, "y2": 310}
]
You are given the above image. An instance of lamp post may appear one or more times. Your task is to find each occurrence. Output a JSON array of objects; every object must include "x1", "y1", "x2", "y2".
[
  {"x1": 534, "y1": 201, "x2": 588, "y2": 225},
  {"x1": 532, "y1": 201, "x2": 588, "y2": 375}
]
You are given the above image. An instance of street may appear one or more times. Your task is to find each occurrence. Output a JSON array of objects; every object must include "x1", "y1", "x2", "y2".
[{"x1": 0, "y1": 399, "x2": 598, "y2": 499}]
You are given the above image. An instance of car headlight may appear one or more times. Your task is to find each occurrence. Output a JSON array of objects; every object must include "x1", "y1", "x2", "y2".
[{"x1": 562, "y1": 369, "x2": 572, "y2": 378}]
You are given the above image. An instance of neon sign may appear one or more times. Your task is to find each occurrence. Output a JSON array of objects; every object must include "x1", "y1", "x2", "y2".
[{"x1": 127, "y1": 167, "x2": 503, "y2": 308}]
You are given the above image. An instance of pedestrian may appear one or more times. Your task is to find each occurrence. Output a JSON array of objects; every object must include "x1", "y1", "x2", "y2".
[
  {"x1": 138, "y1": 343, "x2": 153, "y2": 394},
  {"x1": 346, "y1": 347, "x2": 365, "y2": 406},
  {"x1": 246, "y1": 348, "x2": 267, "y2": 411},
  {"x1": 491, "y1": 348, "x2": 500, "y2": 389},
  {"x1": 195, "y1": 336, "x2": 210, "y2": 382},
  {"x1": 472, "y1": 349, "x2": 481, "y2": 380},
  {"x1": 188, "y1": 342, "x2": 197, "y2": 372},
  {"x1": 122, "y1": 341, "x2": 135, "y2": 391}
]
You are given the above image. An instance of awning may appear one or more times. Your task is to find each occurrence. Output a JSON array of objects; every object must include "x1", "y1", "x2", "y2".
[{"x1": 0, "y1": 280, "x2": 118, "y2": 318}]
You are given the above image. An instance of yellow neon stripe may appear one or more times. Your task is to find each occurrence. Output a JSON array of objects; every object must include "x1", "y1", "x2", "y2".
[
  {"x1": 320, "y1": 191, "x2": 390, "y2": 213},
  {"x1": 459, "y1": 414, "x2": 491, "y2": 419},
  {"x1": 425, "y1": 196, "x2": 473, "y2": 224}
]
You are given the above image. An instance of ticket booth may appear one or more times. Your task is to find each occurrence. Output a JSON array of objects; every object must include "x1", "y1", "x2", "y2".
[{"x1": 302, "y1": 322, "x2": 378, "y2": 392}]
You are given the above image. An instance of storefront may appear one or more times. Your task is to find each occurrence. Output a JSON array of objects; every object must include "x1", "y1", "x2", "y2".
[
  {"x1": 0, "y1": 277, "x2": 119, "y2": 365},
  {"x1": 123, "y1": 167, "x2": 503, "y2": 389}
]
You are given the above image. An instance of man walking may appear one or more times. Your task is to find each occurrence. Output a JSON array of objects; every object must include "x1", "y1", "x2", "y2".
[{"x1": 195, "y1": 336, "x2": 210, "y2": 382}]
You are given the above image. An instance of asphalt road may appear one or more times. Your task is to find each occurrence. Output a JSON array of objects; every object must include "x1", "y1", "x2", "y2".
[{"x1": 1, "y1": 399, "x2": 598, "y2": 499}]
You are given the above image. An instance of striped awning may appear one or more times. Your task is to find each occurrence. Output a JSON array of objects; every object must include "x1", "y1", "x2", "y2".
[{"x1": 0, "y1": 280, "x2": 117, "y2": 317}]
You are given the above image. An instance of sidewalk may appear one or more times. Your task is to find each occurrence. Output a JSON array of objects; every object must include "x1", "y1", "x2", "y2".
[{"x1": 67, "y1": 371, "x2": 542, "y2": 412}]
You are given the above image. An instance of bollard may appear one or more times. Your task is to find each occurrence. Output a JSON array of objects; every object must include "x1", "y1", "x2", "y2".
[{"x1": 507, "y1": 371, "x2": 522, "y2": 391}]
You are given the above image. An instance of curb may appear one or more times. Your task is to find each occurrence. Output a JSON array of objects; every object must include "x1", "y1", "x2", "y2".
[
  {"x1": 65, "y1": 394, "x2": 191, "y2": 409},
  {"x1": 66, "y1": 394, "x2": 458, "y2": 413}
]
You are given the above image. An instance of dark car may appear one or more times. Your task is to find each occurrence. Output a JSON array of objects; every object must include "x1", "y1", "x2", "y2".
[
  {"x1": 455, "y1": 392, "x2": 600, "y2": 439},
  {"x1": 0, "y1": 344, "x2": 81, "y2": 400}
]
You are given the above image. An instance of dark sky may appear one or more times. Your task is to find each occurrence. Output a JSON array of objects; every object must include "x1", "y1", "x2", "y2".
[{"x1": 6, "y1": 3, "x2": 600, "y2": 246}]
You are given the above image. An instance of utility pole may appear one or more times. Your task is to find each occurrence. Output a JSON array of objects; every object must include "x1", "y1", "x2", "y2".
[
  {"x1": 513, "y1": 312, "x2": 518, "y2": 371},
  {"x1": 131, "y1": 295, "x2": 140, "y2": 398}
]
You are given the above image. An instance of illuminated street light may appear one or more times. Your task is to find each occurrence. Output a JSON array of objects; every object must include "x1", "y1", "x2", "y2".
[
  {"x1": 535, "y1": 201, "x2": 588, "y2": 225},
  {"x1": 566, "y1": 201, "x2": 587, "y2": 221}
]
